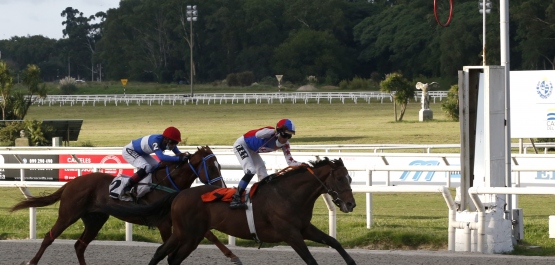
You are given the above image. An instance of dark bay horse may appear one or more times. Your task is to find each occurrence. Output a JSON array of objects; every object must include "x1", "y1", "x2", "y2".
[
  {"x1": 145, "y1": 157, "x2": 357, "y2": 265},
  {"x1": 10, "y1": 146, "x2": 241, "y2": 265}
]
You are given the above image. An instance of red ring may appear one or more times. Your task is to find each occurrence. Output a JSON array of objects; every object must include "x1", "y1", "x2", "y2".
[{"x1": 434, "y1": 0, "x2": 453, "y2": 27}]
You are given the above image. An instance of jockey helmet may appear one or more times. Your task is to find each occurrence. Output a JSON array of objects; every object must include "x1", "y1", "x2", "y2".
[
  {"x1": 163, "y1": 126, "x2": 182, "y2": 142},
  {"x1": 276, "y1": 119, "x2": 296, "y2": 135}
]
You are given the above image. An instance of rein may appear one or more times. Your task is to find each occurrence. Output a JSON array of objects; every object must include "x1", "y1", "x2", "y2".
[{"x1": 305, "y1": 166, "x2": 351, "y2": 207}]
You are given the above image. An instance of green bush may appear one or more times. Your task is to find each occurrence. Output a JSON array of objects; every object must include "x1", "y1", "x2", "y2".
[
  {"x1": 59, "y1": 76, "x2": 78, "y2": 95},
  {"x1": 237, "y1": 71, "x2": 255, "y2": 87},
  {"x1": 0, "y1": 120, "x2": 54, "y2": 146},
  {"x1": 226, "y1": 71, "x2": 255, "y2": 87},
  {"x1": 226, "y1": 73, "x2": 239, "y2": 86},
  {"x1": 338, "y1": 80, "x2": 349, "y2": 90},
  {"x1": 350, "y1": 76, "x2": 371, "y2": 90},
  {"x1": 441, "y1": 84, "x2": 459, "y2": 121}
]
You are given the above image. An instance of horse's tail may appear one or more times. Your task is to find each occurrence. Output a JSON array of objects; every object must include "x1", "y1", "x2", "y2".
[
  {"x1": 9, "y1": 185, "x2": 66, "y2": 212},
  {"x1": 101, "y1": 192, "x2": 180, "y2": 218}
]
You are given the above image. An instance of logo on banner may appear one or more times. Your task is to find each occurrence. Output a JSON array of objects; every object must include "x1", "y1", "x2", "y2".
[
  {"x1": 399, "y1": 160, "x2": 440, "y2": 181},
  {"x1": 547, "y1": 108, "x2": 555, "y2": 130},
  {"x1": 536, "y1": 78, "x2": 553, "y2": 99},
  {"x1": 100, "y1": 155, "x2": 123, "y2": 176}
]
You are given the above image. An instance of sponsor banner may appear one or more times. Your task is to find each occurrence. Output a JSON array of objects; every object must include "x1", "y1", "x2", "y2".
[
  {"x1": 511, "y1": 70, "x2": 555, "y2": 138},
  {"x1": 59, "y1": 154, "x2": 135, "y2": 182},
  {"x1": 215, "y1": 152, "x2": 555, "y2": 188},
  {"x1": 0, "y1": 154, "x2": 59, "y2": 181}
]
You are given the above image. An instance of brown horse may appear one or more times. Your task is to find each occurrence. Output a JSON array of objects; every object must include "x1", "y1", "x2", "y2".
[
  {"x1": 10, "y1": 146, "x2": 241, "y2": 265},
  {"x1": 113, "y1": 157, "x2": 356, "y2": 265}
]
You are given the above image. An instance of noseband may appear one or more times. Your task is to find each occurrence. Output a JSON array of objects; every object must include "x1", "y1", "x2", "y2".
[
  {"x1": 188, "y1": 153, "x2": 223, "y2": 185},
  {"x1": 306, "y1": 166, "x2": 351, "y2": 208}
]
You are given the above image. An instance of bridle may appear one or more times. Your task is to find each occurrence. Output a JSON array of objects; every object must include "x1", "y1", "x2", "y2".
[
  {"x1": 157, "y1": 152, "x2": 223, "y2": 193},
  {"x1": 305, "y1": 164, "x2": 352, "y2": 207},
  {"x1": 188, "y1": 153, "x2": 223, "y2": 185}
]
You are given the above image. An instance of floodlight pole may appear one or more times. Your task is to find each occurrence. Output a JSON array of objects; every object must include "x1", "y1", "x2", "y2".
[{"x1": 186, "y1": 5, "x2": 198, "y2": 98}]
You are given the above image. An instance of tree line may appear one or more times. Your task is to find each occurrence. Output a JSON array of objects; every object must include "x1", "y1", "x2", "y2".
[{"x1": 0, "y1": 0, "x2": 553, "y2": 85}]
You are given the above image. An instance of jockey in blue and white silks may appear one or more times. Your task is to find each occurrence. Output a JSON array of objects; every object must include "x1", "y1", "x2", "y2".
[
  {"x1": 121, "y1": 126, "x2": 188, "y2": 186},
  {"x1": 230, "y1": 119, "x2": 302, "y2": 209}
]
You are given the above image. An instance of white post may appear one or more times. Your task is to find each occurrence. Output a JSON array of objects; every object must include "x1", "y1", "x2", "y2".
[{"x1": 125, "y1": 222, "x2": 133, "y2": 241}]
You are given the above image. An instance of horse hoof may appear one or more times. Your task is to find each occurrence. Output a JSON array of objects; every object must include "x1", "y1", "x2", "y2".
[
  {"x1": 230, "y1": 257, "x2": 243, "y2": 265},
  {"x1": 20, "y1": 262, "x2": 33, "y2": 265}
]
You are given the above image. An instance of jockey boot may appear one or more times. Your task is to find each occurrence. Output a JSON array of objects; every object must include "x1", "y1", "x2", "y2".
[
  {"x1": 229, "y1": 188, "x2": 247, "y2": 209},
  {"x1": 125, "y1": 168, "x2": 147, "y2": 195}
]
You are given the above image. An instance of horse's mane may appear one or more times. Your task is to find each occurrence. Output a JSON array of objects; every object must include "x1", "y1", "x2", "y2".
[{"x1": 259, "y1": 157, "x2": 342, "y2": 185}]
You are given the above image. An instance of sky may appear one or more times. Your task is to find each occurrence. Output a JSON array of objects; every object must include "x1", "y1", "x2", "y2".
[{"x1": 0, "y1": 0, "x2": 121, "y2": 40}]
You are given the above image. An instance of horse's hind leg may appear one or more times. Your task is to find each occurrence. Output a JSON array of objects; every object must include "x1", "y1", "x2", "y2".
[
  {"x1": 204, "y1": 230, "x2": 242, "y2": 264},
  {"x1": 28, "y1": 213, "x2": 82, "y2": 265},
  {"x1": 74, "y1": 213, "x2": 110, "y2": 265},
  {"x1": 302, "y1": 224, "x2": 356, "y2": 265}
]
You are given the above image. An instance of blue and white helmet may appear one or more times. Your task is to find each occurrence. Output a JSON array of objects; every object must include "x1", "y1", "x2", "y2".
[{"x1": 276, "y1": 119, "x2": 296, "y2": 135}]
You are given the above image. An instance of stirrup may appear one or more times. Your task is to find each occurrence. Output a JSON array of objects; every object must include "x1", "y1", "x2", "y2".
[
  {"x1": 230, "y1": 201, "x2": 247, "y2": 209},
  {"x1": 230, "y1": 195, "x2": 247, "y2": 209},
  {"x1": 123, "y1": 186, "x2": 135, "y2": 196}
]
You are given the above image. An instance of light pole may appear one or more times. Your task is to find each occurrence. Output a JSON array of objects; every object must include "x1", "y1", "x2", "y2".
[
  {"x1": 479, "y1": 0, "x2": 492, "y2": 66},
  {"x1": 186, "y1": 5, "x2": 198, "y2": 98}
]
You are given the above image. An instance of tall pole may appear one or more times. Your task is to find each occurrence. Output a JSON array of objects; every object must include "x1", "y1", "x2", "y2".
[
  {"x1": 500, "y1": 0, "x2": 512, "y2": 222},
  {"x1": 186, "y1": 5, "x2": 197, "y2": 98},
  {"x1": 190, "y1": 17, "x2": 194, "y2": 98},
  {"x1": 482, "y1": 0, "x2": 486, "y2": 66},
  {"x1": 479, "y1": 0, "x2": 491, "y2": 66}
]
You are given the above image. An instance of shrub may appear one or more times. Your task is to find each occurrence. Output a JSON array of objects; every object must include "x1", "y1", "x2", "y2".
[
  {"x1": 226, "y1": 73, "x2": 239, "y2": 86},
  {"x1": 441, "y1": 84, "x2": 459, "y2": 121},
  {"x1": 237, "y1": 71, "x2": 255, "y2": 87},
  {"x1": 59, "y1": 76, "x2": 78, "y2": 95},
  {"x1": 338, "y1": 80, "x2": 349, "y2": 90},
  {"x1": 350, "y1": 76, "x2": 371, "y2": 90},
  {"x1": 0, "y1": 120, "x2": 54, "y2": 146},
  {"x1": 226, "y1": 71, "x2": 255, "y2": 87}
]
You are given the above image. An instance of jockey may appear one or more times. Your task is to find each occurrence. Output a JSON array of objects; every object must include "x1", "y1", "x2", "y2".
[
  {"x1": 230, "y1": 119, "x2": 302, "y2": 209},
  {"x1": 121, "y1": 126, "x2": 189, "y2": 191}
]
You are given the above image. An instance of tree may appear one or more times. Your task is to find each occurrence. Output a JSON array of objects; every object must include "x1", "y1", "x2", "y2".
[
  {"x1": 380, "y1": 72, "x2": 414, "y2": 121},
  {"x1": 273, "y1": 29, "x2": 352, "y2": 84},
  {"x1": 19, "y1": 64, "x2": 48, "y2": 119},
  {"x1": 0, "y1": 61, "x2": 14, "y2": 120}
]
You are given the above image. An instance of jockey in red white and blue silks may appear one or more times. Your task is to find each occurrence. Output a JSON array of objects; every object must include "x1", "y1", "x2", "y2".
[{"x1": 230, "y1": 119, "x2": 301, "y2": 209}]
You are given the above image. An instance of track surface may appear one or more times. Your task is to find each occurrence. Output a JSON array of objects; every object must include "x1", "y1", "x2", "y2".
[{"x1": 1, "y1": 239, "x2": 555, "y2": 265}]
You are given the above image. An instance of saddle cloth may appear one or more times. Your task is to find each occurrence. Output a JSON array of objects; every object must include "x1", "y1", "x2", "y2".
[
  {"x1": 201, "y1": 183, "x2": 259, "y2": 203},
  {"x1": 109, "y1": 174, "x2": 152, "y2": 201}
]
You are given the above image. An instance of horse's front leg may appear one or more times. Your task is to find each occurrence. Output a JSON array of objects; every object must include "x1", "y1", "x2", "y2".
[
  {"x1": 302, "y1": 224, "x2": 356, "y2": 265},
  {"x1": 278, "y1": 229, "x2": 319, "y2": 265}
]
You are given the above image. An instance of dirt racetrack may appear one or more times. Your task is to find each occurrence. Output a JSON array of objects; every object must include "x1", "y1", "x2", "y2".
[{"x1": 2, "y1": 239, "x2": 555, "y2": 265}]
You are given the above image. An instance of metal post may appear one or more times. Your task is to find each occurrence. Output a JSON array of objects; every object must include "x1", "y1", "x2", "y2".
[
  {"x1": 482, "y1": 0, "x2": 486, "y2": 65},
  {"x1": 186, "y1": 5, "x2": 198, "y2": 98},
  {"x1": 190, "y1": 19, "x2": 194, "y2": 98},
  {"x1": 500, "y1": 0, "x2": 512, "y2": 222}
]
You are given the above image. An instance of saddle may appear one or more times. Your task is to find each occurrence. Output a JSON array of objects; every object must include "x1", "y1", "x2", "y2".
[{"x1": 109, "y1": 174, "x2": 153, "y2": 201}]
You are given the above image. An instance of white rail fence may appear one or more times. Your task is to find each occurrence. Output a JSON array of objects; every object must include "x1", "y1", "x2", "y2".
[
  {"x1": 27, "y1": 91, "x2": 448, "y2": 106},
  {"x1": 1, "y1": 148, "x2": 554, "y2": 252}
]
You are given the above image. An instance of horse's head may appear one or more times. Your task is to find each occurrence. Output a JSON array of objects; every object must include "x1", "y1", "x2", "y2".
[
  {"x1": 187, "y1": 146, "x2": 226, "y2": 188},
  {"x1": 311, "y1": 157, "x2": 356, "y2": 213}
]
